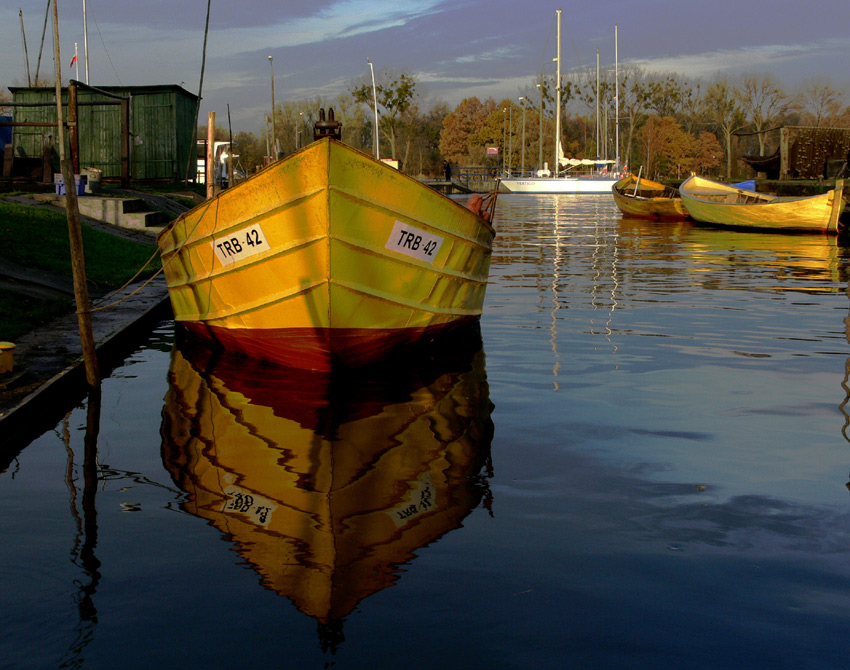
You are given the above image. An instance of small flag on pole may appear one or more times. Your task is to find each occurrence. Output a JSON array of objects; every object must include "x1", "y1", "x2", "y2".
[{"x1": 70, "y1": 54, "x2": 78, "y2": 67}]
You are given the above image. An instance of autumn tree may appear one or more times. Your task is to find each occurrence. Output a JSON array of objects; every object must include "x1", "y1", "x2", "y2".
[
  {"x1": 439, "y1": 97, "x2": 496, "y2": 164},
  {"x1": 690, "y1": 131, "x2": 723, "y2": 175},
  {"x1": 469, "y1": 100, "x2": 521, "y2": 172},
  {"x1": 638, "y1": 116, "x2": 691, "y2": 178}
]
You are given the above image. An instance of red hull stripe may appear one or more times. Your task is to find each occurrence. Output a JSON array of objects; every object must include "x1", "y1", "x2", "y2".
[{"x1": 180, "y1": 318, "x2": 482, "y2": 372}]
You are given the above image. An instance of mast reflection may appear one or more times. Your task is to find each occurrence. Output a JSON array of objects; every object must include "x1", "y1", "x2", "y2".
[{"x1": 160, "y1": 327, "x2": 494, "y2": 650}]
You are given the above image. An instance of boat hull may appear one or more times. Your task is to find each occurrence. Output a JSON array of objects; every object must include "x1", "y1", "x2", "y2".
[
  {"x1": 157, "y1": 138, "x2": 495, "y2": 371},
  {"x1": 679, "y1": 175, "x2": 845, "y2": 233},
  {"x1": 501, "y1": 176, "x2": 619, "y2": 194},
  {"x1": 612, "y1": 175, "x2": 690, "y2": 220},
  {"x1": 179, "y1": 316, "x2": 481, "y2": 372}
]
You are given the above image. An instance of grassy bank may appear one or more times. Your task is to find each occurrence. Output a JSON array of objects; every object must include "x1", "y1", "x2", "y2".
[{"x1": 0, "y1": 200, "x2": 162, "y2": 342}]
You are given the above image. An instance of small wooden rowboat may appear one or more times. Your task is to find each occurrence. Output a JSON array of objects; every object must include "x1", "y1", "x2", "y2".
[
  {"x1": 679, "y1": 175, "x2": 845, "y2": 233},
  {"x1": 611, "y1": 174, "x2": 689, "y2": 220},
  {"x1": 157, "y1": 116, "x2": 496, "y2": 372}
]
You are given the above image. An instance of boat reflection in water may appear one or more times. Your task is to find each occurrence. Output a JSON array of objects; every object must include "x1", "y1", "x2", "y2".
[{"x1": 160, "y1": 326, "x2": 494, "y2": 651}]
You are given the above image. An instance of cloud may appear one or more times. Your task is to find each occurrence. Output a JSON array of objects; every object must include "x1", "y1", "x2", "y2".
[
  {"x1": 455, "y1": 46, "x2": 522, "y2": 65},
  {"x1": 629, "y1": 37, "x2": 850, "y2": 81},
  {"x1": 219, "y1": 1, "x2": 446, "y2": 57}
]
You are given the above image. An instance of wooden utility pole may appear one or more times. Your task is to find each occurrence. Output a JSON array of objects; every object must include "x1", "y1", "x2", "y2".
[
  {"x1": 52, "y1": 0, "x2": 99, "y2": 388},
  {"x1": 207, "y1": 111, "x2": 215, "y2": 199}
]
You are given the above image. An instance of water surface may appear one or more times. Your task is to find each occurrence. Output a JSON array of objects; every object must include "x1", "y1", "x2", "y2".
[{"x1": 3, "y1": 194, "x2": 850, "y2": 668}]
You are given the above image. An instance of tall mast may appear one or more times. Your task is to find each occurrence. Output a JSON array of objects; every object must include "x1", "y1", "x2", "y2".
[
  {"x1": 19, "y1": 9, "x2": 32, "y2": 86},
  {"x1": 83, "y1": 0, "x2": 89, "y2": 83},
  {"x1": 614, "y1": 24, "x2": 619, "y2": 171},
  {"x1": 596, "y1": 48, "x2": 600, "y2": 160},
  {"x1": 554, "y1": 9, "x2": 561, "y2": 178}
]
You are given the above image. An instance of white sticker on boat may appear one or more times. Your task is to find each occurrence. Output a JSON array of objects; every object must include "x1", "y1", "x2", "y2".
[
  {"x1": 386, "y1": 221, "x2": 443, "y2": 263},
  {"x1": 212, "y1": 222, "x2": 270, "y2": 266},
  {"x1": 388, "y1": 474, "x2": 435, "y2": 527},
  {"x1": 221, "y1": 485, "x2": 277, "y2": 526}
]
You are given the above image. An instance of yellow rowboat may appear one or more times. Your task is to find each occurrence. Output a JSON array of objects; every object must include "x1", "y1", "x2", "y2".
[
  {"x1": 612, "y1": 174, "x2": 689, "y2": 220},
  {"x1": 160, "y1": 326, "x2": 493, "y2": 631},
  {"x1": 679, "y1": 175, "x2": 845, "y2": 233},
  {"x1": 157, "y1": 128, "x2": 496, "y2": 372}
]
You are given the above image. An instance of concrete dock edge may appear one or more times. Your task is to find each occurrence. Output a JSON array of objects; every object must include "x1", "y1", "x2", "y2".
[{"x1": 0, "y1": 288, "x2": 172, "y2": 463}]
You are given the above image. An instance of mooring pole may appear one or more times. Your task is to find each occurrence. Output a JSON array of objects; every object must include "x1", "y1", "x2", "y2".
[
  {"x1": 52, "y1": 0, "x2": 99, "y2": 388},
  {"x1": 207, "y1": 111, "x2": 215, "y2": 199}
]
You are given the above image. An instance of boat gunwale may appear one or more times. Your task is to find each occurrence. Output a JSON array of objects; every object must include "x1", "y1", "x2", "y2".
[{"x1": 158, "y1": 137, "x2": 497, "y2": 247}]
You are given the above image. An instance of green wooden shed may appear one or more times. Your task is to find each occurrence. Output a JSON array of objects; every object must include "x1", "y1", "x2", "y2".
[{"x1": 9, "y1": 84, "x2": 199, "y2": 181}]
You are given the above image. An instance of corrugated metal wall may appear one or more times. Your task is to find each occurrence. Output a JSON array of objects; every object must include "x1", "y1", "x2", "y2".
[{"x1": 9, "y1": 85, "x2": 198, "y2": 180}]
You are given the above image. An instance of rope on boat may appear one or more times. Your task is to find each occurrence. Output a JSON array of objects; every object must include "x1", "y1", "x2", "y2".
[
  {"x1": 482, "y1": 180, "x2": 500, "y2": 223},
  {"x1": 89, "y1": 199, "x2": 215, "y2": 313}
]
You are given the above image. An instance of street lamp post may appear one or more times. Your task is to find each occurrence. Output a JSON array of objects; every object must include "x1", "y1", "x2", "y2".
[
  {"x1": 519, "y1": 96, "x2": 527, "y2": 176},
  {"x1": 268, "y1": 56, "x2": 277, "y2": 158},
  {"x1": 367, "y1": 59, "x2": 380, "y2": 160}
]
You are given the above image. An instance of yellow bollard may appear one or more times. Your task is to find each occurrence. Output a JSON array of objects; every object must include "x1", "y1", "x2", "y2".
[{"x1": 0, "y1": 342, "x2": 16, "y2": 374}]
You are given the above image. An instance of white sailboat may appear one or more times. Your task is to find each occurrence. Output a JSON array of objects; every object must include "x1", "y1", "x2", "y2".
[{"x1": 501, "y1": 11, "x2": 620, "y2": 195}]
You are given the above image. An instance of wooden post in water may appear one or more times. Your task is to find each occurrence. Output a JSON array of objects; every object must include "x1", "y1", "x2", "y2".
[
  {"x1": 207, "y1": 111, "x2": 215, "y2": 199},
  {"x1": 52, "y1": 0, "x2": 100, "y2": 389}
]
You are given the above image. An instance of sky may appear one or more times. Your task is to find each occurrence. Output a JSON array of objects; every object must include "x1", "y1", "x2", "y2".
[{"x1": 2, "y1": 0, "x2": 850, "y2": 135}]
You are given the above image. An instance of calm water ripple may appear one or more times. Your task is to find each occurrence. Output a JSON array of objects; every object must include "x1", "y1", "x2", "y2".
[{"x1": 4, "y1": 194, "x2": 850, "y2": 668}]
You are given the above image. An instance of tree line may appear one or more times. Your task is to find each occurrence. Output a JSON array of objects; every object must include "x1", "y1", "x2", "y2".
[{"x1": 207, "y1": 67, "x2": 850, "y2": 182}]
